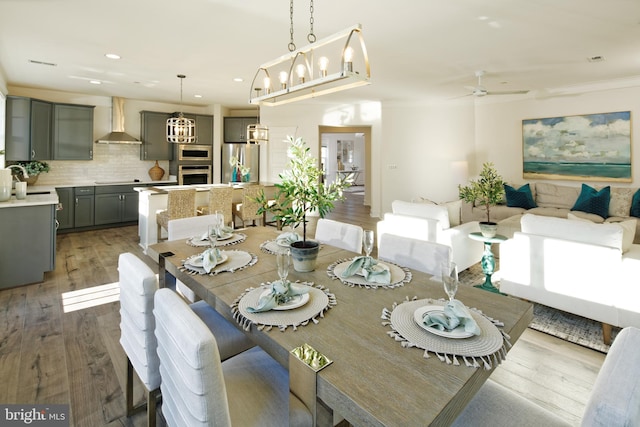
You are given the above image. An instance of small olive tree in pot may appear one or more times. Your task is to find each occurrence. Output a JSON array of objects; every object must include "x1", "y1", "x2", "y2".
[
  {"x1": 257, "y1": 135, "x2": 352, "y2": 271},
  {"x1": 458, "y1": 162, "x2": 505, "y2": 237}
]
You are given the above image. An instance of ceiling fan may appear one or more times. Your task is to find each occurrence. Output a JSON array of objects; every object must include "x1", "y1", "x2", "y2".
[{"x1": 464, "y1": 70, "x2": 529, "y2": 97}]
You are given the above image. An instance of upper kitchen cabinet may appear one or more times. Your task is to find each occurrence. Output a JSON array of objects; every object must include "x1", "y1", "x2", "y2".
[
  {"x1": 5, "y1": 96, "x2": 52, "y2": 161},
  {"x1": 224, "y1": 117, "x2": 254, "y2": 143},
  {"x1": 140, "y1": 111, "x2": 172, "y2": 160},
  {"x1": 175, "y1": 112, "x2": 214, "y2": 145},
  {"x1": 53, "y1": 103, "x2": 95, "y2": 160}
]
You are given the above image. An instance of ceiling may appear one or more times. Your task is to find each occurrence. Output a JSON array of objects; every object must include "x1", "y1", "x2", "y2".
[{"x1": 1, "y1": 0, "x2": 639, "y2": 109}]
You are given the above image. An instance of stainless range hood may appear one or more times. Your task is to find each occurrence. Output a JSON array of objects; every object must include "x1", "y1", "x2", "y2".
[{"x1": 95, "y1": 97, "x2": 141, "y2": 144}]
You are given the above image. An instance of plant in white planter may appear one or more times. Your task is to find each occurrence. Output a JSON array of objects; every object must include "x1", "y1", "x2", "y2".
[
  {"x1": 458, "y1": 162, "x2": 505, "y2": 237},
  {"x1": 257, "y1": 135, "x2": 352, "y2": 271}
]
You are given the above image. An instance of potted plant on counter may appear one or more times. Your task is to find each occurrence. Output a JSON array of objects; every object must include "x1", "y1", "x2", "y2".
[
  {"x1": 11, "y1": 160, "x2": 50, "y2": 185},
  {"x1": 257, "y1": 135, "x2": 352, "y2": 272},
  {"x1": 458, "y1": 162, "x2": 505, "y2": 237}
]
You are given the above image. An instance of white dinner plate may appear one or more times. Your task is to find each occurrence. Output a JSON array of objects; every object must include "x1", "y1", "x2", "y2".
[
  {"x1": 185, "y1": 252, "x2": 229, "y2": 268},
  {"x1": 259, "y1": 289, "x2": 310, "y2": 310},
  {"x1": 413, "y1": 305, "x2": 475, "y2": 339},
  {"x1": 217, "y1": 232, "x2": 234, "y2": 241},
  {"x1": 276, "y1": 239, "x2": 293, "y2": 247}
]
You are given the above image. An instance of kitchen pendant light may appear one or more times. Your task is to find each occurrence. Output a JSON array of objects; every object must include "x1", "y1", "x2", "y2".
[
  {"x1": 167, "y1": 74, "x2": 196, "y2": 143},
  {"x1": 249, "y1": 0, "x2": 370, "y2": 106},
  {"x1": 247, "y1": 89, "x2": 269, "y2": 144}
]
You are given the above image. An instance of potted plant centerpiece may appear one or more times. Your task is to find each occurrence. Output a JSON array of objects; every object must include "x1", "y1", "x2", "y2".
[
  {"x1": 10, "y1": 160, "x2": 50, "y2": 185},
  {"x1": 257, "y1": 136, "x2": 352, "y2": 272},
  {"x1": 458, "y1": 162, "x2": 505, "y2": 237}
]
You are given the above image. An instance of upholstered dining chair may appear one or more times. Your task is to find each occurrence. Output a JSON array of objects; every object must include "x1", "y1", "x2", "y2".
[
  {"x1": 153, "y1": 288, "x2": 312, "y2": 427},
  {"x1": 156, "y1": 188, "x2": 197, "y2": 241},
  {"x1": 314, "y1": 218, "x2": 364, "y2": 254},
  {"x1": 118, "y1": 253, "x2": 254, "y2": 427},
  {"x1": 232, "y1": 185, "x2": 264, "y2": 228},
  {"x1": 378, "y1": 233, "x2": 451, "y2": 276},
  {"x1": 452, "y1": 326, "x2": 640, "y2": 427}
]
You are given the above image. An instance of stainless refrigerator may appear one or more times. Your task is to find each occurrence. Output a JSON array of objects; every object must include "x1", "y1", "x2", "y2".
[{"x1": 221, "y1": 143, "x2": 260, "y2": 183}]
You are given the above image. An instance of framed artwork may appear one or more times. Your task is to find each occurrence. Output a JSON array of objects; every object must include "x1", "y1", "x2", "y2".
[{"x1": 522, "y1": 111, "x2": 631, "y2": 182}]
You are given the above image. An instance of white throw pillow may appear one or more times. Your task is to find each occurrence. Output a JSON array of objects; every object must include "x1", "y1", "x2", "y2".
[{"x1": 391, "y1": 200, "x2": 450, "y2": 229}]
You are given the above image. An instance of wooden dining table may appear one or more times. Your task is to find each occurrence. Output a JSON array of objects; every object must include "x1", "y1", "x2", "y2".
[{"x1": 146, "y1": 226, "x2": 533, "y2": 427}]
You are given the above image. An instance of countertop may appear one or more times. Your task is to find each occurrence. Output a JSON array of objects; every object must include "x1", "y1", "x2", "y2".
[
  {"x1": 0, "y1": 189, "x2": 59, "y2": 208},
  {"x1": 52, "y1": 179, "x2": 177, "y2": 188},
  {"x1": 138, "y1": 182, "x2": 275, "y2": 194}
]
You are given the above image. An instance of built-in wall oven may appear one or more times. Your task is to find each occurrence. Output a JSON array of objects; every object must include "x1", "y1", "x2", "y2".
[{"x1": 170, "y1": 144, "x2": 213, "y2": 185}]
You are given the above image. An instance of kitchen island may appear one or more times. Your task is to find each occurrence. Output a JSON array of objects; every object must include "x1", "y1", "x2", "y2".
[{"x1": 0, "y1": 188, "x2": 59, "y2": 288}]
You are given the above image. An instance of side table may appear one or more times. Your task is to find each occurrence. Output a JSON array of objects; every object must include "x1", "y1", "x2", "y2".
[{"x1": 468, "y1": 232, "x2": 507, "y2": 294}]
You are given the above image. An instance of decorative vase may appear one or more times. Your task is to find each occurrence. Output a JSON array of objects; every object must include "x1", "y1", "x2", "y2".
[
  {"x1": 289, "y1": 240, "x2": 320, "y2": 272},
  {"x1": 22, "y1": 175, "x2": 38, "y2": 186},
  {"x1": 479, "y1": 221, "x2": 498, "y2": 238},
  {"x1": 148, "y1": 161, "x2": 165, "y2": 181}
]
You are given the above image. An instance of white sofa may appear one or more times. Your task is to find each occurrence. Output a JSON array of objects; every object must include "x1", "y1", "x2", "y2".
[
  {"x1": 376, "y1": 200, "x2": 484, "y2": 272},
  {"x1": 500, "y1": 214, "x2": 640, "y2": 342}
]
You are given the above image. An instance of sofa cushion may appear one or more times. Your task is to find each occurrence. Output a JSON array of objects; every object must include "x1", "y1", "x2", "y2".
[
  {"x1": 527, "y1": 207, "x2": 571, "y2": 219},
  {"x1": 392, "y1": 200, "x2": 450, "y2": 229},
  {"x1": 566, "y1": 210, "x2": 605, "y2": 223},
  {"x1": 572, "y1": 184, "x2": 610, "y2": 218},
  {"x1": 411, "y1": 197, "x2": 461, "y2": 227},
  {"x1": 631, "y1": 189, "x2": 640, "y2": 218},
  {"x1": 521, "y1": 213, "x2": 623, "y2": 251},
  {"x1": 534, "y1": 182, "x2": 580, "y2": 209},
  {"x1": 609, "y1": 187, "x2": 635, "y2": 218},
  {"x1": 504, "y1": 183, "x2": 537, "y2": 209}
]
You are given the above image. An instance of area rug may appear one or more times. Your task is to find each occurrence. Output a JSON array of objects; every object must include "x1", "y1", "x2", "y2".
[{"x1": 459, "y1": 264, "x2": 619, "y2": 353}]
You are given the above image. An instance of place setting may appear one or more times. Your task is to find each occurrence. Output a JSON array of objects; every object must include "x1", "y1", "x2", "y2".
[
  {"x1": 259, "y1": 231, "x2": 302, "y2": 255},
  {"x1": 231, "y1": 250, "x2": 336, "y2": 331},
  {"x1": 327, "y1": 230, "x2": 412, "y2": 289},
  {"x1": 381, "y1": 262, "x2": 511, "y2": 369},
  {"x1": 186, "y1": 212, "x2": 247, "y2": 247}
]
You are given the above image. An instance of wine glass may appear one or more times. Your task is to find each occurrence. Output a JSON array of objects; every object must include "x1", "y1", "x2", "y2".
[
  {"x1": 362, "y1": 230, "x2": 374, "y2": 258},
  {"x1": 214, "y1": 210, "x2": 224, "y2": 234},
  {"x1": 276, "y1": 250, "x2": 291, "y2": 285},
  {"x1": 207, "y1": 224, "x2": 218, "y2": 248},
  {"x1": 442, "y1": 262, "x2": 459, "y2": 301}
]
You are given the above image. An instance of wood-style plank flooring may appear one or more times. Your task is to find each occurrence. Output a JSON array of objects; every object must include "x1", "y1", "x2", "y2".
[{"x1": 0, "y1": 191, "x2": 604, "y2": 426}]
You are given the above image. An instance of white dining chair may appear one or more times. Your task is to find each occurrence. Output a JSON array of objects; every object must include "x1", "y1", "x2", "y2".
[
  {"x1": 153, "y1": 288, "x2": 312, "y2": 427},
  {"x1": 314, "y1": 218, "x2": 364, "y2": 254},
  {"x1": 118, "y1": 253, "x2": 254, "y2": 427},
  {"x1": 378, "y1": 233, "x2": 452, "y2": 277}
]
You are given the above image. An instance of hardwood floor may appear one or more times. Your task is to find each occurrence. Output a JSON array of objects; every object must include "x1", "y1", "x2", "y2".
[{"x1": 0, "y1": 192, "x2": 603, "y2": 426}]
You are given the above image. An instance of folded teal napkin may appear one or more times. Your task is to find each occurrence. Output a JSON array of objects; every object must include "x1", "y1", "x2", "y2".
[
  {"x1": 276, "y1": 231, "x2": 300, "y2": 245},
  {"x1": 199, "y1": 226, "x2": 234, "y2": 241},
  {"x1": 246, "y1": 281, "x2": 310, "y2": 313},
  {"x1": 195, "y1": 248, "x2": 224, "y2": 273},
  {"x1": 341, "y1": 256, "x2": 391, "y2": 284},
  {"x1": 422, "y1": 300, "x2": 481, "y2": 335}
]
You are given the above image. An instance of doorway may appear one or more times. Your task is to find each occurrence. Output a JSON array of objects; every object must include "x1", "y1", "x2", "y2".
[{"x1": 319, "y1": 125, "x2": 371, "y2": 207}]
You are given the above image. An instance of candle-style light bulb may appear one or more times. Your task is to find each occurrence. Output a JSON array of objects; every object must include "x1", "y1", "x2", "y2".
[
  {"x1": 319, "y1": 56, "x2": 329, "y2": 77},
  {"x1": 343, "y1": 46, "x2": 354, "y2": 73},
  {"x1": 296, "y1": 64, "x2": 306, "y2": 84},
  {"x1": 279, "y1": 71, "x2": 288, "y2": 89},
  {"x1": 263, "y1": 77, "x2": 271, "y2": 94}
]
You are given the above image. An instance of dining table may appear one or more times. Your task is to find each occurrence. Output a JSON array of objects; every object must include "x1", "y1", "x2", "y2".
[{"x1": 146, "y1": 226, "x2": 533, "y2": 427}]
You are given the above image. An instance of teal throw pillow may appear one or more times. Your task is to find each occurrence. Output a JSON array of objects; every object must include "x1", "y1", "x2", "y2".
[
  {"x1": 631, "y1": 189, "x2": 640, "y2": 218},
  {"x1": 571, "y1": 184, "x2": 610, "y2": 218},
  {"x1": 504, "y1": 183, "x2": 537, "y2": 209}
]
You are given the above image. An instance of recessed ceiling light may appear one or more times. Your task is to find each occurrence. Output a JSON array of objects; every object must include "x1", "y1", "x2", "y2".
[
  {"x1": 233, "y1": 77, "x2": 244, "y2": 82},
  {"x1": 89, "y1": 80, "x2": 102, "y2": 85},
  {"x1": 105, "y1": 53, "x2": 121, "y2": 60},
  {"x1": 194, "y1": 94, "x2": 203, "y2": 98}
]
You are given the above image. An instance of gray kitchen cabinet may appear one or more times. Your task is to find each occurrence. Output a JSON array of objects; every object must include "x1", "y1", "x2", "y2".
[
  {"x1": 224, "y1": 117, "x2": 254, "y2": 143},
  {"x1": 74, "y1": 186, "x2": 95, "y2": 227},
  {"x1": 94, "y1": 185, "x2": 139, "y2": 225},
  {"x1": 55, "y1": 187, "x2": 74, "y2": 230},
  {"x1": 5, "y1": 96, "x2": 52, "y2": 161},
  {"x1": 53, "y1": 103, "x2": 94, "y2": 160},
  {"x1": 180, "y1": 113, "x2": 214, "y2": 145},
  {"x1": 140, "y1": 111, "x2": 172, "y2": 160}
]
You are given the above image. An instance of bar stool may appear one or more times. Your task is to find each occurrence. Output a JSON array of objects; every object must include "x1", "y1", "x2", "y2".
[
  {"x1": 203, "y1": 187, "x2": 233, "y2": 228},
  {"x1": 232, "y1": 185, "x2": 264, "y2": 228},
  {"x1": 156, "y1": 188, "x2": 197, "y2": 241}
]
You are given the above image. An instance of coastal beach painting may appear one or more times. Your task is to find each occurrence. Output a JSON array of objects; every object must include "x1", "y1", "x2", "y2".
[{"x1": 522, "y1": 111, "x2": 631, "y2": 182}]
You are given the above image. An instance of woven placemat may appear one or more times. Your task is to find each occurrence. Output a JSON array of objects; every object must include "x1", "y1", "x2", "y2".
[
  {"x1": 180, "y1": 250, "x2": 257, "y2": 275},
  {"x1": 327, "y1": 258, "x2": 412, "y2": 289},
  {"x1": 232, "y1": 282, "x2": 336, "y2": 332},
  {"x1": 259, "y1": 240, "x2": 290, "y2": 255},
  {"x1": 382, "y1": 298, "x2": 511, "y2": 369},
  {"x1": 186, "y1": 232, "x2": 247, "y2": 247}
]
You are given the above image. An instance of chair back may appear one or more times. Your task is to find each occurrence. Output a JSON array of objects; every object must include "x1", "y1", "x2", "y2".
[
  {"x1": 154, "y1": 288, "x2": 232, "y2": 427},
  {"x1": 118, "y1": 253, "x2": 160, "y2": 390},
  {"x1": 167, "y1": 188, "x2": 197, "y2": 219},
  {"x1": 168, "y1": 214, "x2": 221, "y2": 241},
  {"x1": 239, "y1": 185, "x2": 264, "y2": 221},
  {"x1": 207, "y1": 187, "x2": 233, "y2": 227},
  {"x1": 378, "y1": 234, "x2": 451, "y2": 276},
  {"x1": 314, "y1": 218, "x2": 364, "y2": 253}
]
